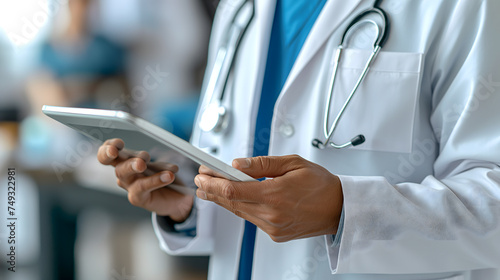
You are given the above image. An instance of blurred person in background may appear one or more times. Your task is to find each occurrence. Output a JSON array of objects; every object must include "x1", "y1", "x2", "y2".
[
  {"x1": 21, "y1": 0, "x2": 129, "y2": 167},
  {"x1": 26, "y1": 0, "x2": 129, "y2": 114}
]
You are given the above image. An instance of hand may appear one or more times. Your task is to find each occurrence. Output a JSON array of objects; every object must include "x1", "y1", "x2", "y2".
[
  {"x1": 194, "y1": 155, "x2": 343, "y2": 242},
  {"x1": 97, "y1": 138, "x2": 194, "y2": 222}
]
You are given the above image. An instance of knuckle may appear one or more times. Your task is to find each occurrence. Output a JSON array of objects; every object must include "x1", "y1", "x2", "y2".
[
  {"x1": 267, "y1": 213, "x2": 282, "y2": 227},
  {"x1": 221, "y1": 183, "x2": 236, "y2": 200},
  {"x1": 134, "y1": 179, "x2": 149, "y2": 194},
  {"x1": 289, "y1": 154, "x2": 304, "y2": 164},
  {"x1": 286, "y1": 154, "x2": 305, "y2": 169},
  {"x1": 255, "y1": 156, "x2": 270, "y2": 170},
  {"x1": 127, "y1": 192, "x2": 144, "y2": 207},
  {"x1": 290, "y1": 154, "x2": 302, "y2": 160}
]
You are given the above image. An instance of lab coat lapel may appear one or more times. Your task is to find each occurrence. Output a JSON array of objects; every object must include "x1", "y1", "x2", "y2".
[{"x1": 280, "y1": 0, "x2": 363, "y2": 95}]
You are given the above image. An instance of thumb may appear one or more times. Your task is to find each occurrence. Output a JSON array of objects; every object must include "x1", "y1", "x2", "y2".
[{"x1": 232, "y1": 155, "x2": 305, "y2": 179}]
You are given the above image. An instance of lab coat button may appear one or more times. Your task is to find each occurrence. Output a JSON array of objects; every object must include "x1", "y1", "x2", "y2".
[{"x1": 279, "y1": 124, "x2": 294, "y2": 137}]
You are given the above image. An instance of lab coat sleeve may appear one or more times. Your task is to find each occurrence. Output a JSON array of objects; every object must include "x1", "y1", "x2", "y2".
[
  {"x1": 152, "y1": 197, "x2": 215, "y2": 256},
  {"x1": 327, "y1": 0, "x2": 500, "y2": 274}
]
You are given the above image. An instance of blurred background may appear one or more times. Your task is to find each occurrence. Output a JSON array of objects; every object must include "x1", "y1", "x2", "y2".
[{"x1": 0, "y1": 0, "x2": 218, "y2": 279}]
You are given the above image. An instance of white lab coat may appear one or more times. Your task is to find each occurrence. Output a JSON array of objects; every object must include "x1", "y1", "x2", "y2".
[{"x1": 153, "y1": 0, "x2": 500, "y2": 279}]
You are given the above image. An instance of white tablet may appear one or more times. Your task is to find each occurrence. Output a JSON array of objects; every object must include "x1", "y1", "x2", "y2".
[{"x1": 42, "y1": 105, "x2": 256, "y2": 183}]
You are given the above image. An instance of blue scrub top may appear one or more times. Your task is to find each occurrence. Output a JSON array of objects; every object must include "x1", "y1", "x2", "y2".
[
  {"x1": 252, "y1": 0, "x2": 327, "y2": 157},
  {"x1": 239, "y1": 1, "x2": 327, "y2": 279}
]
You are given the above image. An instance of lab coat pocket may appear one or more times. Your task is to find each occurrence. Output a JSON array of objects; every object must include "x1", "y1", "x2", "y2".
[{"x1": 328, "y1": 49, "x2": 423, "y2": 153}]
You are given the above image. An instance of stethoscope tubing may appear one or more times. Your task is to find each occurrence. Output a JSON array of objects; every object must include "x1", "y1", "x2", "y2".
[
  {"x1": 313, "y1": 2, "x2": 389, "y2": 149},
  {"x1": 198, "y1": 0, "x2": 255, "y2": 133}
]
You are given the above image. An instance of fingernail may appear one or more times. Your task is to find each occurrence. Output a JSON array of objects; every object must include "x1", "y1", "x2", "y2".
[
  {"x1": 199, "y1": 165, "x2": 210, "y2": 174},
  {"x1": 233, "y1": 158, "x2": 251, "y2": 169},
  {"x1": 160, "y1": 173, "x2": 171, "y2": 183},
  {"x1": 194, "y1": 176, "x2": 201, "y2": 187},
  {"x1": 106, "y1": 147, "x2": 114, "y2": 159},
  {"x1": 197, "y1": 190, "x2": 207, "y2": 200},
  {"x1": 132, "y1": 160, "x2": 141, "y2": 172}
]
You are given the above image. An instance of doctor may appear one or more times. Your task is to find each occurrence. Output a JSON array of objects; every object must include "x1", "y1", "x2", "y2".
[{"x1": 97, "y1": 0, "x2": 500, "y2": 279}]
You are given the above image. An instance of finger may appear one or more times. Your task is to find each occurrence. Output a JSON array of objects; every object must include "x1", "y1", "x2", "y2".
[
  {"x1": 126, "y1": 171, "x2": 177, "y2": 207},
  {"x1": 115, "y1": 157, "x2": 148, "y2": 185},
  {"x1": 97, "y1": 139, "x2": 125, "y2": 166},
  {"x1": 118, "y1": 170, "x2": 175, "y2": 192},
  {"x1": 197, "y1": 188, "x2": 264, "y2": 214},
  {"x1": 103, "y1": 138, "x2": 125, "y2": 149},
  {"x1": 199, "y1": 165, "x2": 226, "y2": 178},
  {"x1": 147, "y1": 161, "x2": 179, "y2": 173},
  {"x1": 136, "y1": 150, "x2": 151, "y2": 162},
  {"x1": 232, "y1": 155, "x2": 306, "y2": 179},
  {"x1": 202, "y1": 192, "x2": 294, "y2": 242},
  {"x1": 142, "y1": 162, "x2": 179, "y2": 177},
  {"x1": 118, "y1": 149, "x2": 151, "y2": 162},
  {"x1": 97, "y1": 145, "x2": 119, "y2": 166},
  {"x1": 194, "y1": 174, "x2": 267, "y2": 203}
]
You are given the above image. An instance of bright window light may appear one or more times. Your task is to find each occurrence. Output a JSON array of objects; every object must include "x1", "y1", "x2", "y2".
[{"x1": 0, "y1": 0, "x2": 64, "y2": 46}]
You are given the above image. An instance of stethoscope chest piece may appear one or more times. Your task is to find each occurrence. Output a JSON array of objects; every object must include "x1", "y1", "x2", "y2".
[{"x1": 199, "y1": 103, "x2": 229, "y2": 133}]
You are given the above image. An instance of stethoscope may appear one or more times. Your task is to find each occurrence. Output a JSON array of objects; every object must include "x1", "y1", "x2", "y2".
[
  {"x1": 312, "y1": 0, "x2": 390, "y2": 149},
  {"x1": 198, "y1": 0, "x2": 389, "y2": 150},
  {"x1": 198, "y1": 0, "x2": 255, "y2": 133}
]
